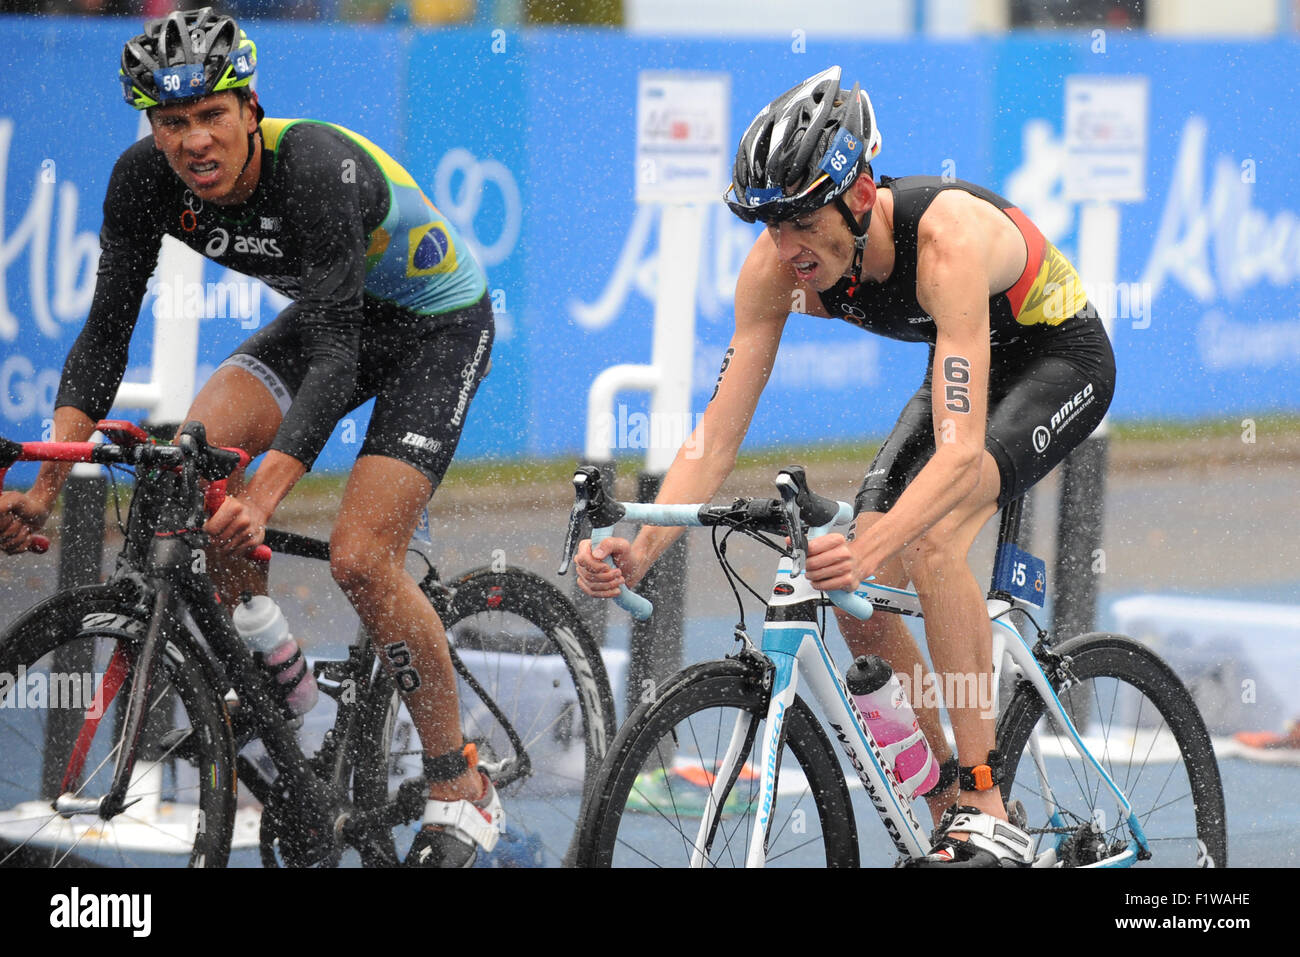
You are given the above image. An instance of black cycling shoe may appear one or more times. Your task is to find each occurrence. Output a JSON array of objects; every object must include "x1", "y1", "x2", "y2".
[
  {"x1": 907, "y1": 805, "x2": 1035, "y2": 868},
  {"x1": 407, "y1": 827, "x2": 479, "y2": 868}
]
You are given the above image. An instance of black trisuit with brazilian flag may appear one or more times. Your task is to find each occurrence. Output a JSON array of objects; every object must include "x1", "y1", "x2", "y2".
[
  {"x1": 56, "y1": 118, "x2": 493, "y2": 489},
  {"x1": 815, "y1": 175, "x2": 1116, "y2": 513}
]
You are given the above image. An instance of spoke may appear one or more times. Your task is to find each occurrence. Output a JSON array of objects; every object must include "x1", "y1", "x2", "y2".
[
  {"x1": 766, "y1": 832, "x2": 828, "y2": 864},
  {"x1": 0, "y1": 808, "x2": 64, "y2": 865},
  {"x1": 1138, "y1": 787, "x2": 1196, "y2": 825},
  {"x1": 707, "y1": 707, "x2": 743, "y2": 868},
  {"x1": 1092, "y1": 678, "x2": 1118, "y2": 812},
  {"x1": 681, "y1": 717, "x2": 720, "y2": 863},
  {"x1": 51, "y1": 829, "x2": 92, "y2": 867},
  {"x1": 623, "y1": 767, "x2": 705, "y2": 862},
  {"x1": 612, "y1": 834, "x2": 665, "y2": 868},
  {"x1": 0, "y1": 715, "x2": 50, "y2": 765},
  {"x1": 1046, "y1": 710, "x2": 1094, "y2": 815}
]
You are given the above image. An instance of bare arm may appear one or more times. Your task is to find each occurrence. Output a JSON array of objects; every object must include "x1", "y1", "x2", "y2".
[
  {"x1": 0, "y1": 407, "x2": 101, "y2": 553},
  {"x1": 850, "y1": 193, "x2": 998, "y2": 574},
  {"x1": 578, "y1": 233, "x2": 795, "y2": 592}
]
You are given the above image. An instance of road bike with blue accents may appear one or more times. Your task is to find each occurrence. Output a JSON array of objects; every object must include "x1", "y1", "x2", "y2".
[{"x1": 561, "y1": 466, "x2": 1226, "y2": 868}]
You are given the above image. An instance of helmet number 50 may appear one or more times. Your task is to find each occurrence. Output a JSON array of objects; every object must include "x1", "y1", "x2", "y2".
[{"x1": 161, "y1": 73, "x2": 181, "y2": 92}]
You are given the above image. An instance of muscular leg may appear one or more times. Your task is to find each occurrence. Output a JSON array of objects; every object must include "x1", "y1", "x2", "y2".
[
  {"x1": 835, "y1": 513, "x2": 958, "y2": 822},
  {"x1": 329, "y1": 455, "x2": 480, "y2": 803},
  {"x1": 184, "y1": 366, "x2": 283, "y2": 605},
  {"x1": 899, "y1": 451, "x2": 1003, "y2": 832}
]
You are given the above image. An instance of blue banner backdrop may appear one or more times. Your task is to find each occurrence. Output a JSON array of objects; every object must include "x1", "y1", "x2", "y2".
[{"x1": 2, "y1": 20, "x2": 1298, "y2": 471}]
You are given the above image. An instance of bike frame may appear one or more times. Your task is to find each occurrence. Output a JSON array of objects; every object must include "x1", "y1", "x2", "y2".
[{"x1": 596, "y1": 498, "x2": 1152, "y2": 868}]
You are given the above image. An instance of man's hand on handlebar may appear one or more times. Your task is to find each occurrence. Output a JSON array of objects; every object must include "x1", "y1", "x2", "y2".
[
  {"x1": 0, "y1": 492, "x2": 50, "y2": 555},
  {"x1": 803, "y1": 532, "x2": 864, "y2": 594},
  {"x1": 575, "y1": 537, "x2": 640, "y2": 598},
  {"x1": 204, "y1": 494, "x2": 270, "y2": 556}
]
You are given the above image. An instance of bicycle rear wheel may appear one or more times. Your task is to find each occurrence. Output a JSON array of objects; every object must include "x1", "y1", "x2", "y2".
[
  {"x1": 0, "y1": 586, "x2": 237, "y2": 867},
  {"x1": 575, "y1": 659, "x2": 859, "y2": 867},
  {"x1": 997, "y1": 632, "x2": 1227, "y2": 867},
  {"x1": 350, "y1": 567, "x2": 616, "y2": 867}
]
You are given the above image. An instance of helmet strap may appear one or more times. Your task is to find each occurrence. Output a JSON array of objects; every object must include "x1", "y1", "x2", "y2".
[
  {"x1": 237, "y1": 126, "x2": 261, "y2": 186},
  {"x1": 835, "y1": 195, "x2": 872, "y2": 288},
  {"x1": 234, "y1": 91, "x2": 262, "y2": 183}
]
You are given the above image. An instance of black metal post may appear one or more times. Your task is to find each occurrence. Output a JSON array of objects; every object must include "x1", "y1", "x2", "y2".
[
  {"x1": 1018, "y1": 486, "x2": 1036, "y2": 553},
  {"x1": 1051, "y1": 434, "x2": 1109, "y2": 642},
  {"x1": 41, "y1": 467, "x2": 107, "y2": 797},
  {"x1": 625, "y1": 471, "x2": 687, "y2": 719}
]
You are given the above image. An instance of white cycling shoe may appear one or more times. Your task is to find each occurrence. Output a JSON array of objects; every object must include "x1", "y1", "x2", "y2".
[
  {"x1": 909, "y1": 805, "x2": 1035, "y2": 868},
  {"x1": 407, "y1": 770, "x2": 505, "y2": 868}
]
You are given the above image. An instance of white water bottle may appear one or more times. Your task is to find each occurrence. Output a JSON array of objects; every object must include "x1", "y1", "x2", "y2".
[
  {"x1": 846, "y1": 655, "x2": 939, "y2": 798},
  {"x1": 234, "y1": 595, "x2": 318, "y2": 718}
]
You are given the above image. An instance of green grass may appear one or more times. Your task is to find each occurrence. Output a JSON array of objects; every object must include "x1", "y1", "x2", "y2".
[
  {"x1": 292, "y1": 413, "x2": 1300, "y2": 497},
  {"x1": 1107, "y1": 413, "x2": 1300, "y2": 443},
  {"x1": 22, "y1": 414, "x2": 1298, "y2": 512},
  {"x1": 435, "y1": 413, "x2": 1300, "y2": 489}
]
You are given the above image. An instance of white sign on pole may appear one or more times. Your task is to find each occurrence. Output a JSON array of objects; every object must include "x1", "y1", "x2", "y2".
[
  {"x1": 1063, "y1": 75, "x2": 1149, "y2": 204},
  {"x1": 635, "y1": 71, "x2": 730, "y2": 204}
]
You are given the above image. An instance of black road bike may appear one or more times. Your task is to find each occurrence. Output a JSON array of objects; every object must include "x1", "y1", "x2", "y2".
[{"x1": 0, "y1": 420, "x2": 614, "y2": 867}]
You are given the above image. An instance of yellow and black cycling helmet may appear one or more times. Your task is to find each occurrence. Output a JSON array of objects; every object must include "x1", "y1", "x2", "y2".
[{"x1": 120, "y1": 7, "x2": 257, "y2": 113}]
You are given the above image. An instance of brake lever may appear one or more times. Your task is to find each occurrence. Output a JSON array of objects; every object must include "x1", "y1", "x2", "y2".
[
  {"x1": 558, "y1": 469, "x2": 595, "y2": 575},
  {"x1": 774, "y1": 473, "x2": 808, "y2": 575}
]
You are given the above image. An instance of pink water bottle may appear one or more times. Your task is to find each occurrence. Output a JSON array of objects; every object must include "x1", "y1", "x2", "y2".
[
  {"x1": 234, "y1": 595, "x2": 319, "y2": 719},
  {"x1": 846, "y1": 655, "x2": 939, "y2": 797}
]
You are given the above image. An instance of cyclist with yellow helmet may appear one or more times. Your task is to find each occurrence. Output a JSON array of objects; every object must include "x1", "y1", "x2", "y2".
[{"x1": 0, "y1": 8, "x2": 500, "y2": 868}]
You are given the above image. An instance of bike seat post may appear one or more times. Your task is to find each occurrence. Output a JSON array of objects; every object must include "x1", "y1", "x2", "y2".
[{"x1": 996, "y1": 494, "x2": 1026, "y2": 552}]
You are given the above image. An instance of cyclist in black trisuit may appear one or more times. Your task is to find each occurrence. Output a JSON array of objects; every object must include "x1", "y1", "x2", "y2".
[
  {"x1": 576, "y1": 66, "x2": 1115, "y2": 867},
  {"x1": 0, "y1": 8, "x2": 501, "y2": 867}
]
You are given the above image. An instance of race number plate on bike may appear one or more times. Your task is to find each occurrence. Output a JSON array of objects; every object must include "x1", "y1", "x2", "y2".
[{"x1": 993, "y1": 543, "x2": 1047, "y2": 607}]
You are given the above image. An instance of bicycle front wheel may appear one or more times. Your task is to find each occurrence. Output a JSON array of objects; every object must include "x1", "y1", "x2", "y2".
[
  {"x1": 997, "y1": 632, "x2": 1227, "y2": 868},
  {"x1": 0, "y1": 585, "x2": 237, "y2": 867},
  {"x1": 575, "y1": 659, "x2": 859, "y2": 867},
  {"x1": 350, "y1": 567, "x2": 616, "y2": 867}
]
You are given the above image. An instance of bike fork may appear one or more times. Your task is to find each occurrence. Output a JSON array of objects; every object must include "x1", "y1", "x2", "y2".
[
  {"x1": 56, "y1": 582, "x2": 173, "y2": 820},
  {"x1": 688, "y1": 707, "x2": 759, "y2": 868},
  {"x1": 745, "y1": 645, "x2": 801, "y2": 868}
]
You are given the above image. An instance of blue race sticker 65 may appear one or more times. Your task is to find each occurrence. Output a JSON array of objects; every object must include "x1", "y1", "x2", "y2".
[{"x1": 818, "y1": 127, "x2": 863, "y2": 184}]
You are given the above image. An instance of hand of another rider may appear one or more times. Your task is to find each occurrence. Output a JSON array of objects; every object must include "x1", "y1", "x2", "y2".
[
  {"x1": 575, "y1": 537, "x2": 640, "y2": 598},
  {"x1": 0, "y1": 492, "x2": 50, "y2": 556},
  {"x1": 204, "y1": 495, "x2": 270, "y2": 556},
  {"x1": 803, "y1": 532, "x2": 864, "y2": 594}
]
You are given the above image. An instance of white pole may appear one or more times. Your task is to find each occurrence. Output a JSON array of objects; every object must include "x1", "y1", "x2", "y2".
[
  {"x1": 145, "y1": 236, "x2": 203, "y2": 424},
  {"x1": 645, "y1": 203, "x2": 704, "y2": 474},
  {"x1": 1076, "y1": 201, "x2": 1120, "y2": 438}
]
